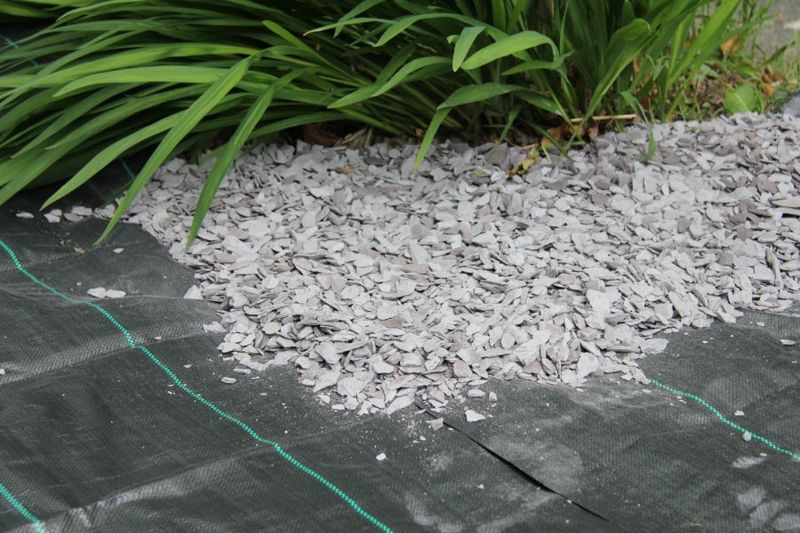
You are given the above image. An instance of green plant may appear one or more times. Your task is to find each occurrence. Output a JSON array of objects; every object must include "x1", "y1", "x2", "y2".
[
  {"x1": 0, "y1": 0, "x2": 784, "y2": 243},
  {"x1": 0, "y1": 0, "x2": 88, "y2": 19},
  {"x1": 0, "y1": 2, "x2": 424, "y2": 242},
  {"x1": 724, "y1": 82, "x2": 762, "y2": 113}
]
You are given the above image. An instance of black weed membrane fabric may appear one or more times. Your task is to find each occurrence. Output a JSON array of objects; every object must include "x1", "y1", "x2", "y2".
[{"x1": 0, "y1": 198, "x2": 798, "y2": 532}]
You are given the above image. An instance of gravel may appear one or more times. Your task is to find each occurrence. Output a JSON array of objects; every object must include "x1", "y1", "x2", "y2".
[
  {"x1": 87, "y1": 287, "x2": 126, "y2": 299},
  {"x1": 61, "y1": 112, "x2": 800, "y2": 416},
  {"x1": 465, "y1": 409, "x2": 487, "y2": 423}
]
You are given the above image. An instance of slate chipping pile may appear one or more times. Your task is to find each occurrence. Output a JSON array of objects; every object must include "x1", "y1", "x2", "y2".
[{"x1": 72, "y1": 113, "x2": 800, "y2": 415}]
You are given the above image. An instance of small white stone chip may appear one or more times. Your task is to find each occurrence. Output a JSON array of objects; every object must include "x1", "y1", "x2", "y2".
[
  {"x1": 87, "y1": 287, "x2": 124, "y2": 299},
  {"x1": 734, "y1": 410, "x2": 745, "y2": 417},
  {"x1": 429, "y1": 418, "x2": 444, "y2": 430},
  {"x1": 183, "y1": 285, "x2": 203, "y2": 300},
  {"x1": 113, "y1": 248, "x2": 124, "y2": 254},
  {"x1": 16, "y1": 211, "x2": 34, "y2": 219},
  {"x1": 373, "y1": 360, "x2": 395, "y2": 374},
  {"x1": 203, "y1": 322, "x2": 226, "y2": 333},
  {"x1": 465, "y1": 409, "x2": 486, "y2": 423},
  {"x1": 376, "y1": 453, "x2": 387, "y2": 462},
  {"x1": 780, "y1": 339, "x2": 796, "y2": 346},
  {"x1": 742, "y1": 431, "x2": 752, "y2": 442},
  {"x1": 104, "y1": 289, "x2": 126, "y2": 299},
  {"x1": 385, "y1": 394, "x2": 414, "y2": 415},
  {"x1": 87, "y1": 287, "x2": 107, "y2": 299},
  {"x1": 220, "y1": 376, "x2": 237, "y2": 384}
]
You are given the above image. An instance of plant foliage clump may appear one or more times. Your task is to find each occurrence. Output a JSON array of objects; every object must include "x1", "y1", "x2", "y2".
[{"x1": 0, "y1": 0, "x2": 783, "y2": 241}]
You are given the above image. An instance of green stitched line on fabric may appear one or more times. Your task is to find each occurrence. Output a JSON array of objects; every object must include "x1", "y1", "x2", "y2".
[
  {"x1": 0, "y1": 481, "x2": 45, "y2": 533},
  {"x1": 0, "y1": 239, "x2": 393, "y2": 532},
  {"x1": 650, "y1": 379, "x2": 800, "y2": 461}
]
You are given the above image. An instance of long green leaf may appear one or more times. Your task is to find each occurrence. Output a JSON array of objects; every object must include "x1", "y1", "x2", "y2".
[
  {"x1": 42, "y1": 113, "x2": 181, "y2": 209},
  {"x1": 374, "y1": 13, "x2": 485, "y2": 47},
  {"x1": 501, "y1": 54, "x2": 567, "y2": 76},
  {"x1": 188, "y1": 90, "x2": 272, "y2": 242},
  {"x1": 189, "y1": 71, "x2": 300, "y2": 243},
  {"x1": 56, "y1": 66, "x2": 225, "y2": 96},
  {"x1": 0, "y1": 87, "x2": 59, "y2": 142},
  {"x1": 15, "y1": 84, "x2": 134, "y2": 156},
  {"x1": 583, "y1": 18, "x2": 650, "y2": 121},
  {"x1": 327, "y1": 85, "x2": 379, "y2": 109},
  {"x1": 0, "y1": 85, "x2": 202, "y2": 188},
  {"x1": 438, "y1": 83, "x2": 521, "y2": 109},
  {"x1": 414, "y1": 107, "x2": 450, "y2": 168},
  {"x1": 334, "y1": 0, "x2": 387, "y2": 36},
  {"x1": 620, "y1": 90, "x2": 657, "y2": 160},
  {"x1": 328, "y1": 45, "x2": 415, "y2": 108},
  {"x1": 96, "y1": 56, "x2": 252, "y2": 242},
  {"x1": 461, "y1": 30, "x2": 555, "y2": 70},
  {"x1": 452, "y1": 26, "x2": 485, "y2": 71},
  {"x1": 372, "y1": 56, "x2": 450, "y2": 97},
  {"x1": 3, "y1": 43, "x2": 256, "y2": 95},
  {"x1": 43, "y1": 85, "x2": 202, "y2": 151},
  {"x1": 667, "y1": 0, "x2": 739, "y2": 87}
]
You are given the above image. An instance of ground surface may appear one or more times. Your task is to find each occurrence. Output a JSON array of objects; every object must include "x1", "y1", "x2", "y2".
[{"x1": 2, "y1": 191, "x2": 799, "y2": 532}]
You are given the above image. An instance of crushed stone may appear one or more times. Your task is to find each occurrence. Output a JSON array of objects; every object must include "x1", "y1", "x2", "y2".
[
  {"x1": 183, "y1": 285, "x2": 203, "y2": 300},
  {"x1": 73, "y1": 113, "x2": 800, "y2": 415},
  {"x1": 465, "y1": 409, "x2": 487, "y2": 423},
  {"x1": 44, "y1": 209, "x2": 61, "y2": 223},
  {"x1": 86, "y1": 287, "x2": 126, "y2": 299}
]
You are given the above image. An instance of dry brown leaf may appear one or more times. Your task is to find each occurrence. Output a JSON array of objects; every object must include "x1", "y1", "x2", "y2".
[
  {"x1": 720, "y1": 36, "x2": 739, "y2": 57},
  {"x1": 762, "y1": 67, "x2": 786, "y2": 84}
]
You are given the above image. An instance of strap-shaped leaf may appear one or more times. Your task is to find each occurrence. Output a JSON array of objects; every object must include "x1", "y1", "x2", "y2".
[
  {"x1": 16, "y1": 84, "x2": 134, "y2": 156},
  {"x1": 373, "y1": 56, "x2": 449, "y2": 97},
  {"x1": 414, "y1": 107, "x2": 450, "y2": 168},
  {"x1": 461, "y1": 31, "x2": 556, "y2": 70},
  {"x1": 188, "y1": 71, "x2": 299, "y2": 243},
  {"x1": 96, "y1": 56, "x2": 252, "y2": 243},
  {"x1": 438, "y1": 82, "x2": 522, "y2": 109},
  {"x1": 583, "y1": 18, "x2": 650, "y2": 122},
  {"x1": 42, "y1": 113, "x2": 181, "y2": 209},
  {"x1": 56, "y1": 66, "x2": 226, "y2": 96},
  {"x1": 452, "y1": 26, "x2": 485, "y2": 71},
  {"x1": 334, "y1": 0, "x2": 387, "y2": 36}
]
